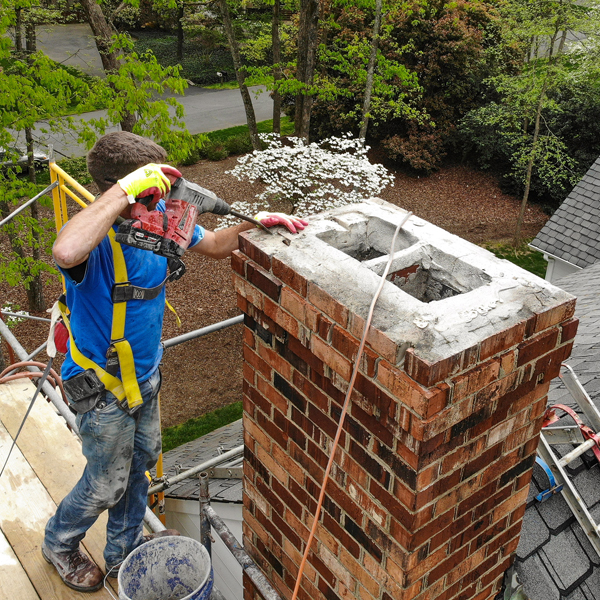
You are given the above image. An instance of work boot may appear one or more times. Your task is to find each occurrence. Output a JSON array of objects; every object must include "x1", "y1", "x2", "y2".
[
  {"x1": 42, "y1": 542, "x2": 104, "y2": 593},
  {"x1": 105, "y1": 528, "x2": 181, "y2": 578}
]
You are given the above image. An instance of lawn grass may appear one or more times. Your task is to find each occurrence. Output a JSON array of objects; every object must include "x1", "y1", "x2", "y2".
[
  {"x1": 161, "y1": 401, "x2": 243, "y2": 453},
  {"x1": 204, "y1": 116, "x2": 295, "y2": 143},
  {"x1": 482, "y1": 240, "x2": 547, "y2": 279}
]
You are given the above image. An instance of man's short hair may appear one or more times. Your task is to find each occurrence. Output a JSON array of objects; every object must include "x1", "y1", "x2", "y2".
[{"x1": 87, "y1": 132, "x2": 168, "y2": 193}]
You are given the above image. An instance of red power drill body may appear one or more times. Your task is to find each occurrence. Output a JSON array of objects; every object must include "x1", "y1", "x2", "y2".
[{"x1": 116, "y1": 177, "x2": 231, "y2": 258}]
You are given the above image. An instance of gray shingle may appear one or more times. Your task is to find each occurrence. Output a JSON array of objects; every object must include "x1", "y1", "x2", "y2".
[
  {"x1": 517, "y1": 508, "x2": 550, "y2": 559},
  {"x1": 537, "y1": 488, "x2": 575, "y2": 534},
  {"x1": 531, "y1": 157, "x2": 600, "y2": 266},
  {"x1": 517, "y1": 555, "x2": 561, "y2": 600},
  {"x1": 540, "y1": 528, "x2": 592, "y2": 592}
]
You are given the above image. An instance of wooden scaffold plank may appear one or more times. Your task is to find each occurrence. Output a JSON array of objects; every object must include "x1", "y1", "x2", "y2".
[{"x1": 0, "y1": 379, "x2": 116, "y2": 598}]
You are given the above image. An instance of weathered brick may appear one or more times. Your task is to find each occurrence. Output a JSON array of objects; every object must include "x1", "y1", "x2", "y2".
[
  {"x1": 452, "y1": 358, "x2": 501, "y2": 403},
  {"x1": 281, "y1": 286, "x2": 319, "y2": 331},
  {"x1": 516, "y1": 328, "x2": 559, "y2": 367},
  {"x1": 312, "y1": 335, "x2": 353, "y2": 381},
  {"x1": 531, "y1": 298, "x2": 576, "y2": 333},
  {"x1": 480, "y1": 321, "x2": 526, "y2": 361},
  {"x1": 239, "y1": 233, "x2": 272, "y2": 270},
  {"x1": 560, "y1": 317, "x2": 579, "y2": 343},
  {"x1": 272, "y1": 255, "x2": 308, "y2": 296},
  {"x1": 308, "y1": 283, "x2": 349, "y2": 327},
  {"x1": 331, "y1": 326, "x2": 378, "y2": 377},
  {"x1": 231, "y1": 249, "x2": 248, "y2": 276}
]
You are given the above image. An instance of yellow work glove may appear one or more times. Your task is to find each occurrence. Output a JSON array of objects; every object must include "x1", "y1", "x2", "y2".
[{"x1": 118, "y1": 164, "x2": 182, "y2": 204}]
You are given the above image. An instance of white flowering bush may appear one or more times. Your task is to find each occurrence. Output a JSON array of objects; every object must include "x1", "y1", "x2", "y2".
[{"x1": 218, "y1": 133, "x2": 394, "y2": 228}]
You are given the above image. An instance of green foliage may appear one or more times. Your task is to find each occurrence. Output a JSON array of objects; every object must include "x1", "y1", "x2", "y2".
[
  {"x1": 458, "y1": 0, "x2": 600, "y2": 207},
  {"x1": 482, "y1": 240, "x2": 547, "y2": 279},
  {"x1": 161, "y1": 402, "x2": 242, "y2": 452},
  {"x1": 309, "y1": 0, "x2": 498, "y2": 172},
  {"x1": 133, "y1": 29, "x2": 236, "y2": 85},
  {"x1": 0, "y1": 177, "x2": 58, "y2": 289},
  {"x1": 81, "y1": 33, "x2": 200, "y2": 164}
]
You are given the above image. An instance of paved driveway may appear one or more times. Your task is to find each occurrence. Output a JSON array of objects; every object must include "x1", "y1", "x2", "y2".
[{"x1": 25, "y1": 24, "x2": 274, "y2": 158}]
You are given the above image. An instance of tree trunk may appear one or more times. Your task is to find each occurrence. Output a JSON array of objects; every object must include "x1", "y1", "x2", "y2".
[
  {"x1": 514, "y1": 29, "x2": 566, "y2": 246},
  {"x1": 23, "y1": 26, "x2": 46, "y2": 312},
  {"x1": 79, "y1": 0, "x2": 137, "y2": 132},
  {"x1": 216, "y1": 0, "x2": 261, "y2": 150},
  {"x1": 359, "y1": 0, "x2": 383, "y2": 141},
  {"x1": 272, "y1": 0, "x2": 282, "y2": 134},
  {"x1": 294, "y1": 0, "x2": 320, "y2": 140},
  {"x1": 14, "y1": 8, "x2": 23, "y2": 56},
  {"x1": 177, "y1": 3, "x2": 184, "y2": 62}
]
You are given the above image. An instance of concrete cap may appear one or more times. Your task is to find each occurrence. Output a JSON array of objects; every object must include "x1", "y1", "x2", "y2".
[{"x1": 244, "y1": 199, "x2": 575, "y2": 364}]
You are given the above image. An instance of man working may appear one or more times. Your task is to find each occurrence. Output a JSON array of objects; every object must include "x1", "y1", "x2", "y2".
[{"x1": 43, "y1": 131, "x2": 307, "y2": 592}]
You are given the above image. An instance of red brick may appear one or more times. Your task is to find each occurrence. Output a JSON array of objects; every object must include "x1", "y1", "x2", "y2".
[
  {"x1": 331, "y1": 326, "x2": 378, "y2": 377},
  {"x1": 404, "y1": 349, "x2": 456, "y2": 387},
  {"x1": 379, "y1": 360, "x2": 449, "y2": 419},
  {"x1": 531, "y1": 298, "x2": 576, "y2": 333},
  {"x1": 480, "y1": 321, "x2": 526, "y2": 361},
  {"x1": 308, "y1": 282, "x2": 349, "y2": 327},
  {"x1": 243, "y1": 362, "x2": 255, "y2": 385},
  {"x1": 234, "y1": 276, "x2": 266, "y2": 310},
  {"x1": 281, "y1": 286, "x2": 319, "y2": 331},
  {"x1": 263, "y1": 296, "x2": 301, "y2": 340},
  {"x1": 425, "y1": 545, "x2": 468, "y2": 586},
  {"x1": 231, "y1": 249, "x2": 248, "y2": 276},
  {"x1": 311, "y1": 335, "x2": 353, "y2": 381},
  {"x1": 272, "y1": 255, "x2": 308, "y2": 296},
  {"x1": 560, "y1": 317, "x2": 579, "y2": 343},
  {"x1": 239, "y1": 233, "x2": 272, "y2": 270},
  {"x1": 452, "y1": 358, "x2": 501, "y2": 403},
  {"x1": 532, "y1": 341, "x2": 574, "y2": 384},
  {"x1": 492, "y1": 485, "x2": 529, "y2": 523},
  {"x1": 348, "y1": 312, "x2": 399, "y2": 364},
  {"x1": 517, "y1": 328, "x2": 559, "y2": 367}
]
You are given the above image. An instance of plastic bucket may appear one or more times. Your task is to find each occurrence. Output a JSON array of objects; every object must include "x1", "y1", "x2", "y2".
[{"x1": 118, "y1": 536, "x2": 213, "y2": 600}]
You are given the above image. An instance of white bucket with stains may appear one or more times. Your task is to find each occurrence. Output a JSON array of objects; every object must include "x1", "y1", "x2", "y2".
[{"x1": 118, "y1": 536, "x2": 213, "y2": 600}]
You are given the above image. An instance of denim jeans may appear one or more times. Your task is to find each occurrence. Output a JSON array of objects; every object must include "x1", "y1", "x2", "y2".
[{"x1": 44, "y1": 368, "x2": 162, "y2": 568}]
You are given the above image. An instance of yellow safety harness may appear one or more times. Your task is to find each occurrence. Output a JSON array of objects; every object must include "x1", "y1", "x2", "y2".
[{"x1": 58, "y1": 229, "x2": 143, "y2": 411}]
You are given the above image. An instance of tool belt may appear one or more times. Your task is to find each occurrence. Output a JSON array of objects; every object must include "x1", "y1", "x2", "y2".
[
  {"x1": 63, "y1": 369, "x2": 105, "y2": 414},
  {"x1": 57, "y1": 229, "x2": 180, "y2": 417}
]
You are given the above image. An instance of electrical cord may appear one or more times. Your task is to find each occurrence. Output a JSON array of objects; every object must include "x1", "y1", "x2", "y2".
[
  {"x1": 290, "y1": 211, "x2": 413, "y2": 600},
  {"x1": 0, "y1": 360, "x2": 67, "y2": 405}
]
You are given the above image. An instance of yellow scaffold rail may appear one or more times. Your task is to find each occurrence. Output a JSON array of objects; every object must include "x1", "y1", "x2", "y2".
[{"x1": 49, "y1": 160, "x2": 94, "y2": 233}]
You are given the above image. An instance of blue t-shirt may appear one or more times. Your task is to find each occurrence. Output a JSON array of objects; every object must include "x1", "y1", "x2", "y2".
[{"x1": 59, "y1": 202, "x2": 204, "y2": 384}]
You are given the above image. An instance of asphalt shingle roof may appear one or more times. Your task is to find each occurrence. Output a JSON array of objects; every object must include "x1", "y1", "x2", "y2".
[
  {"x1": 531, "y1": 157, "x2": 600, "y2": 268},
  {"x1": 160, "y1": 419, "x2": 243, "y2": 504},
  {"x1": 515, "y1": 261, "x2": 600, "y2": 599}
]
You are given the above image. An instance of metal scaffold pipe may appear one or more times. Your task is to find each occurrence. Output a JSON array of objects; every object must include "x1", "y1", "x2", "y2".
[
  {"x1": 0, "y1": 318, "x2": 78, "y2": 433},
  {"x1": 204, "y1": 505, "x2": 283, "y2": 600},
  {"x1": 0, "y1": 319, "x2": 165, "y2": 533},
  {"x1": 162, "y1": 315, "x2": 243, "y2": 349},
  {"x1": 147, "y1": 445, "x2": 244, "y2": 495}
]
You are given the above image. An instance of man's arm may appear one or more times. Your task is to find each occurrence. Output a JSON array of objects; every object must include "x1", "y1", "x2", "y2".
[
  {"x1": 53, "y1": 184, "x2": 130, "y2": 269},
  {"x1": 190, "y1": 213, "x2": 309, "y2": 259},
  {"x1": 189, "y1": 222, "x2": 254, "y2": 259},
  {"x1": 53, "y1": 163, "x2": 180, "y2": 270}
]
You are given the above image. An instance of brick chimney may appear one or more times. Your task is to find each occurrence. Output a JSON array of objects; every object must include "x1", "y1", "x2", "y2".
[{"x1": 233, "y1": 199, "x2": 577, "y2": 600}]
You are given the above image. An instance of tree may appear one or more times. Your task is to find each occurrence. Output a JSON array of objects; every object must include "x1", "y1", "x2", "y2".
[
  {"x1": 79, "y1": 0, "x2": 137, "y2": 131},
  {"x1": 505, "y1": 0, "x2": 600, "y2": 244},
  {"x1": 358, "y1": 0, "x2": 382, "y2": 140},
  {"x1": 294, "y1": 0, "x2": 320, "y2": 139},
  {"x1": 459, "y1": 0, "x2": 600, "y2": 243},
  {"x1": 81, "y1": 34, "x2": 201, "y2": 163},
  {"x1": 0, "y1": 0, "x2": 98, "y2": 311},
  {"x1": 215, "y1": 0, "x2": 261, "y2": 149}
]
